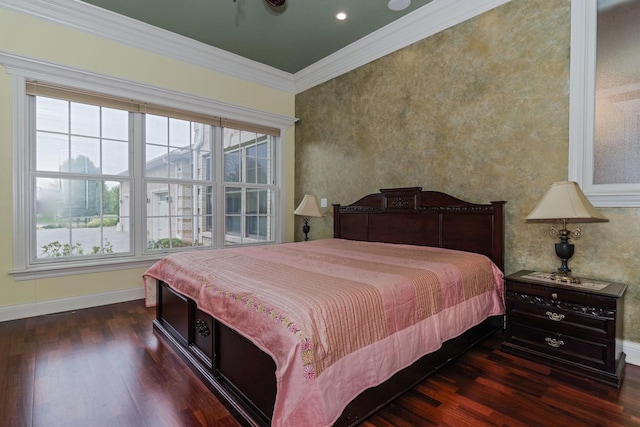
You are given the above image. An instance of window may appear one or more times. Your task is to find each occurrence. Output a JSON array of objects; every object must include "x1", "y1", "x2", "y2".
[
  {"x1": 4, "y1": 55, "x2": 294, "y2": 279},
  {"x1": 143, "y1": 115, "x2": 217, "y2": 251},
  {"x1": 569, "y1": 0, "x2": 640, "y2": 206},
  {"x1": 30, "y1": 91, "x2": 278, "y2": 262},
  {"x1": 33, "y1": 96, "x2": 131, "y2": 260},
  {"x1": 223, "y1": 129, "x2": 274, "y2": 244}
]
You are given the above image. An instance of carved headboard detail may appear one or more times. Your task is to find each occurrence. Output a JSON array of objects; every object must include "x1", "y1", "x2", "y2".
[{"x1": 333, "y1": 187, "x2": 505, "y2": 271}]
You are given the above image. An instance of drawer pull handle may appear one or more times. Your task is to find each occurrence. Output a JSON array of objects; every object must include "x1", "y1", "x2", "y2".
[
  {"x1": 545, "y1": 337, "x2": 564, "y2": 348},
  {"x1": 196, "y1": 319, "x2": 211, "y2": 337},
  {"x1": 546, "y1": 311, "x2": 565, "y2": 322}
]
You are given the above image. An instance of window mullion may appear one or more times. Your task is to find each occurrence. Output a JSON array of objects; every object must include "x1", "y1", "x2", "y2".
[
  {"x1": 132, "y1": 112, "x2": 145, "y2": 257},
  {"x1": 241, "y1": 187, "x2": 247, "y2": 241},
  {"x1": 214, "y1": 126, "x2": 225, "y2": 248},
  {"x1": 240, "y1": 146, "x2": 247, "y2": 243}
]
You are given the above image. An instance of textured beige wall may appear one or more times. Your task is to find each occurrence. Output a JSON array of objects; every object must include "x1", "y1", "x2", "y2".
[{"x1": 295, "y1": 0, "x2": 640, "y2": 342}]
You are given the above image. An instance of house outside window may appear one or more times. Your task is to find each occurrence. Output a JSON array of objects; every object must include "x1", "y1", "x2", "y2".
[
  {"x1": 32, "y1": 93, "x2": 278, "y2": 261},
  {"x1": 223, "y1": 128, "x2": 273, "y2": 244},
  {"x1": 142, "y1": 116, "x2": 216, "y2": 251}
]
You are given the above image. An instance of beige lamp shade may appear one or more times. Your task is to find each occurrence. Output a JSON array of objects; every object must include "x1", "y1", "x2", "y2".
[
  {"x1": 525, "y1": 181, "x2": 608, "y2": 223},
  {"x1": 294, "y1": 195, "x2": 323, "y2": 218}
]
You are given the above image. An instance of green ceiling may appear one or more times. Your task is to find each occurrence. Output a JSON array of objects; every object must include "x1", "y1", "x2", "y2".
[{"x1": 80, "y1": 0, "x2": 433, "y2": 74}]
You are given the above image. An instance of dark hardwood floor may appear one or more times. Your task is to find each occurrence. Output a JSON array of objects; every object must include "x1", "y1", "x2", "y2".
[{"x1": 1, "y1": 300, "x2": 638, "y2": 427}]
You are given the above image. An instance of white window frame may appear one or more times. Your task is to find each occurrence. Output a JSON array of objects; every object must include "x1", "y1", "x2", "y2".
[
  {"x1": 3, "y1": 53, "x2": 295, "y2": 280},
  {"x1": 568, "y1": 0, "x2": 640, "y2": 207}
]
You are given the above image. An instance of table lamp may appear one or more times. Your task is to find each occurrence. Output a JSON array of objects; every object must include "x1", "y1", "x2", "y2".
[
  {"x1": 525, "y1": 181, "x2": 608, "y2": 283},
  {"x1": 294, "y1": 194, "x2": 323, "y2": 241}
]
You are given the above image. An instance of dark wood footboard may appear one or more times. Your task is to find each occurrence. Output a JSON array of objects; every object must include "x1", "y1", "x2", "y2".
[
  {"x1": 154, "y1": 281, "x2": 276, "y2": 426},
  {"x1": 154, "y1": 280, "x2": 501, "y2": 427}
]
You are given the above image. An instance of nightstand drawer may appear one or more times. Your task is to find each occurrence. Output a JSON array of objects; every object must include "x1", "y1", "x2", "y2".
[
  {"x1": 505, "y1": 281, "x2": 618, "y2": 314},
  {"x1": 509, "y1": 322, "x2": 612, "y2": 371},
  {"x1": 507, "y1": 293, "x2": 614, "y2": 338}
]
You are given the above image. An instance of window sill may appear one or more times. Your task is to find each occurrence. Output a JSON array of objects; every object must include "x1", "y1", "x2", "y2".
[
  {"x1": 10, "y1": 242, "x2": 280, "y2": 281},
  {"x1": 9, "y1": 257, "x2": 164, "y2": 281}
]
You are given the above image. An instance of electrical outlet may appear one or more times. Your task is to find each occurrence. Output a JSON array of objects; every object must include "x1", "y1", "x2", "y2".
[{"x1": 320, "y1": 198, "x2": 328, "y2": 208}]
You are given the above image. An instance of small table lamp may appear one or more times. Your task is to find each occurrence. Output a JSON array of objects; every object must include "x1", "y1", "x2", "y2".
[
  {"x1": 525, "y1": 181, "x2": 608, "y2": 283},
  {"x1": 294, "y1": 194, "x2": 323, "y2": 241}
]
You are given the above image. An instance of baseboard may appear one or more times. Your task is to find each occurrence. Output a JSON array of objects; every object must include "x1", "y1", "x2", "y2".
[
  {"x1": 0, "y1": 287, "x2": 145, "y2": 322},
  {"x1": 624, "y1": 339, "x2": 640, "y2": 366}
]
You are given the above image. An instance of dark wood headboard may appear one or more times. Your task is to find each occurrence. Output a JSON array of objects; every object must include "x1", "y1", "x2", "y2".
[{"x1": 333, "y1": 187, "x2": 506, "y2": 272}]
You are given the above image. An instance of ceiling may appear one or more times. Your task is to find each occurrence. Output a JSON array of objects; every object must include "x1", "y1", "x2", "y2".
[{"x1": 79, "y1": 0, "x2": 434, "y2": 74}]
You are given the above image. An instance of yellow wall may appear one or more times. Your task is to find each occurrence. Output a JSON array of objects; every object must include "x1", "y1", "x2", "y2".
[
  {"x1": 0, "y1": 8, "x2": 295, "y2": 309},
  {"x1": 295, "y1": 0, "x2": 640, "y2": 342}
]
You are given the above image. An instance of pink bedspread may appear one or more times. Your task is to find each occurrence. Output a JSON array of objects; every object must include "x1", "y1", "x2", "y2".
[{"x1": 143, "y1": 239, "x2": 504, "y2": 427}]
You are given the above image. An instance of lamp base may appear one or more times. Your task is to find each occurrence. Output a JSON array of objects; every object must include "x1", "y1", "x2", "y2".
[
  {"x1": 551, "y1": 271, "x2": 581, "y2": 284},
  {"x1": 553, "y1": 237, "x2": 580, "y2": 284},
  {"x1": 302, "y1": 217, "x2": 310, "y2": 242}
]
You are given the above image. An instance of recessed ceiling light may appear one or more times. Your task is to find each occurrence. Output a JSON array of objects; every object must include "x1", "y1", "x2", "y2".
[
  {"x1": 387, "y1": 0, "x2": 411, "y2": 11},
  {"x1": 336, "y1": 12, "x2": 347, "y2": 20}
]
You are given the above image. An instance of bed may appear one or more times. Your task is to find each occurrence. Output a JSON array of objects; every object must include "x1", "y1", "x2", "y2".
[{"x1": 144, "y1": 187, "x2": 506, "y2": 427}]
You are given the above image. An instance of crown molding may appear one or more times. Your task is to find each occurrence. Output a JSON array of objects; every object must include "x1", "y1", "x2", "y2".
[
  {"x1": 294, "y1": 0, "x2": 512, "y2": 93},
  {"x1": 1, "y1": 0, "x2": 511, "y2": 95},
  {"x1": 0, "y1": 0, "x2": 296, "y2": 93},
  {"x1": 0, "y1": 51, "x2": 298, "y2": 130}
]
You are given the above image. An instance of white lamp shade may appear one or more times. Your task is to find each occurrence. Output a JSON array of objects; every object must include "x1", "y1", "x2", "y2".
[
  {"x1": 525, "y1": 181, "x2": 608, "y2": 223},
  {"x1": 294, "y1": 195, "x2": 323, "y2": 218}
]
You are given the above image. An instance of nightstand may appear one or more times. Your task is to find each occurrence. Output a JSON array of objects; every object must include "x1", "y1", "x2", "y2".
[{"x1": 502, "y1": 270, "x2": 627, "y2": 387}]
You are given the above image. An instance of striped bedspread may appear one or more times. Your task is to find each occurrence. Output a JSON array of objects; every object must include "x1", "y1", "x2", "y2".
[{"x1": 143, "y1": 238, "x2": 505, "y2": 427}]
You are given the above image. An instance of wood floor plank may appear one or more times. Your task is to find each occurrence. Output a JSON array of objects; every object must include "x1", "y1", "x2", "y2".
[{"x1": 0, "y1": 300, "x2": 638, "y2": 426}]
